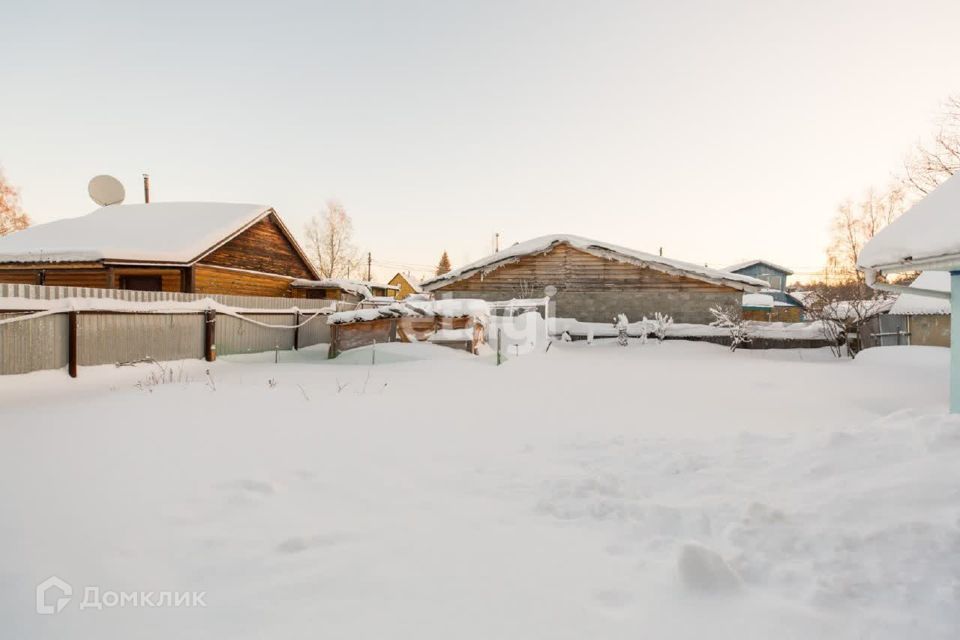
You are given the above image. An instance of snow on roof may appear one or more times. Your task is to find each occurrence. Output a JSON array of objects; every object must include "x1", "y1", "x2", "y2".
[
  {"x1": 0, "y1": 202, "x2": 273, "y2": 264},
  {"x1": 742, "y1": 293, "x2": 774, "y2": 308},
  {"x1": 889, "y1": 271, "x2": 951, "y2": 316},
  {"x1": 420, "y1": 235, "x2": 767, "y2": 291},
  {"x1": 824, "y1": 298, "x2": 895, "y2": 322},
  {"x1": 724, "y1": 259, "x2": 794, "y2": 275},
  {"x1": 329, "y1": 299, "x2": 490, "y2": 325},
  {"x1": 291, "y1": 278, "x2": 373, "y2": 299},
  {"x1": 859, "y1": 173, "x2": 960, "y2": 270}
]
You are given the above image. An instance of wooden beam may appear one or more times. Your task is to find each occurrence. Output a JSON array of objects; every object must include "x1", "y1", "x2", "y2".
[
  {"x1": 293, "y1": 310, "x2": 301, "y2": 350},
  {"x1": 204, "y1": 309, "x2": 217, "y2": 362},
  {"x1": 68, "y1": 311, "x2": 78, "y2": 378}
]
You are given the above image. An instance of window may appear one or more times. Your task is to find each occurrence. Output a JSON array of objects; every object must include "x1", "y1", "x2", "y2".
[
  {"x1": 119, "y1": 275, "x2": 163, "y2": 292},
  {"x1": 761, "y1": 274, "x2": 782, "y2": 290}
]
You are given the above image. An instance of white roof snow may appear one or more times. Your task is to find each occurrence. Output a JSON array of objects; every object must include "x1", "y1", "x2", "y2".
[
  {"x1": 421, "y1": 235, "x2": 767, "y2": 291},
  {"x1": 743, "y1": 293, "x2": 774, "y2": 308},
  {"x1": 290, "y1": 279, "x2": 374, "y2": 299},
  {"x1": 858, "y1": 173, "x2": 960, "y2": 270},
  {"x1": 889, "y1": 271, "x2": 951, "y2": 316},
  {"x1": 329, "y1": 299, "x2": 490, "y2": 325},
  {"x1": 724, "y1": 259, "x2": 794, "y2": 275},
  {"x1": 0, "y1": 202, "x2": 272, "y2": 264}
]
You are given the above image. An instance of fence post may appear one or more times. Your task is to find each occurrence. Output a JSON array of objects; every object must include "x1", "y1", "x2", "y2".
[
  {"x1": 204, "y1": 310, "x2": 217, "y2": 362},
  {"x1": 497, "y1": 328, "x2": 502, "y2": 366},
  {"x1": 294, "y1": 310, "x2": 301, "y2": 350},
  {"x1": 68, "y1": 311, "x2": 78, "y2": 378}
]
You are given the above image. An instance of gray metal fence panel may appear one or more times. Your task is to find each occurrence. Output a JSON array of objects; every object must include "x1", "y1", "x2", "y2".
[
  {"x1": 217, "y1": 313, "x2": 296, "y2": 356},
  {"x1": 77, "y1": 313, "x2": 205, "y2": 366},
  {"x1": 0, "y1": 312, "x2": 69, "y2": 375},
  {"x1": 298, "y1": 313, "x2": 332, "y2": 348}
]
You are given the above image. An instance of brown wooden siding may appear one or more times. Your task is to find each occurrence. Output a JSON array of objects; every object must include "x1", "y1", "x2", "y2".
[
  {"x1": 194, "y1": 265, "x2": 294, "y2": 297},
  {"x1": 0, "y1": 270, "x2": 40, "y2": 285},
  {"x1": 42, "y1": 270, "x2": 111, "y2": 289},
  {"x1": 199, "y1": 215, "x2": 314, "y2": 280},
  {"x1": 111, "y1": 268, "x2": 183, "y2": 292},
  {"x1": 434, "y1": 244, "x2": 734, "y2": 294}
]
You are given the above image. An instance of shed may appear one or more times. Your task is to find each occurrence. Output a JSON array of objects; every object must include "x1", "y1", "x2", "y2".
[
  {"x1": 726, "y1": 259, "x2": 805, "y2": 321},
  {"x1": 884, "y1": 271, "x2": 951, "y2": 347},
  {"x1": 0, "y1": 202, "x2": 319, "y2": 296},
  {"x1": 389, "y1": 272, "x2": 423, "y2": 299},
  {"x1": 421, "y1": 234, "x2": 765, "y2": 324}
]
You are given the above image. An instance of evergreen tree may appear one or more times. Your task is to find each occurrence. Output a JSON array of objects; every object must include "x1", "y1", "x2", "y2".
[{"x1": 436, "y1": 251, "x2": 452, "y2": 276}]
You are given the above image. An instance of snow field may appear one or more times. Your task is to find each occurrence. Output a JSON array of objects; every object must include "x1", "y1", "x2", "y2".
[{"x1": 0, "y1": 341, "x2": 957, "y2": 639}]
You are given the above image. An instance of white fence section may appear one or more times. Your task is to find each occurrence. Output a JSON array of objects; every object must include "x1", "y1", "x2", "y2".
[
  {"x1": 0, "y1": 285, "x2": 340, "y2": 376},
  {"x1": 0, "y1": 283, "x2": 336, "y2": 310}
]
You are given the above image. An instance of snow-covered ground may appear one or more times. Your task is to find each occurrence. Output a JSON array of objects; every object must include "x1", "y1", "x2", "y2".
[{"x1": 1, "y1": 340, "x2": 959, "y2": 639}]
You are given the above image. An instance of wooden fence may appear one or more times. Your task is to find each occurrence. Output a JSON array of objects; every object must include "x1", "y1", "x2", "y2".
[{"x1": 0, "y1": 285, "x2": 342, "y2": 377}]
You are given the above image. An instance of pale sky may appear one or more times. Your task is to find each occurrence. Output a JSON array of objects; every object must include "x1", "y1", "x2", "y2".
[{"x1": 3, "y1": 0, "x2": 960, "y2": 282}]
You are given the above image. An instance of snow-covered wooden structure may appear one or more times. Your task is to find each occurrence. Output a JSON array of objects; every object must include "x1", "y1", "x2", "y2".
[
  {"x1": 0, "y1": 203, "x2": 320, "y2": 297},
  {"x1": 421, "y1": 235, "x2": 766, "y2": 324},
  {"x1": 859, "y1": 174, "x2": 960, "y2": 410},
  {"x1": 388, "y1": 272, "x2": 423, "y2": 300},
  {"x1": 327, "y1": 300, "x2": 488, "y2": 357}
]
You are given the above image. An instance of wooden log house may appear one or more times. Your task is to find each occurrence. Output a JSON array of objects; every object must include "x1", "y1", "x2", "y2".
[
  {"x1": 420, "y1": 235, "x2": 767, "y2": 324},
  {"x1": 0, "y1": 202, "x2": 322, "y2": 296}
]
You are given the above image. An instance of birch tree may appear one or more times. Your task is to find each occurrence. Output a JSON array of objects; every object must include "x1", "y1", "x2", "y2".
[
  {"x1": 304, "y1": 200, "x2": 360, "y2": 279},
  {"x1": 0, "y1": 170, "x2": 30, "y2": 237}
]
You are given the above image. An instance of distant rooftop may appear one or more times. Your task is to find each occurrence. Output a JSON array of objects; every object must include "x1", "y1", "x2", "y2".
[{"x1": 723, "y1": 259, "x2": 794, "y2": 275}]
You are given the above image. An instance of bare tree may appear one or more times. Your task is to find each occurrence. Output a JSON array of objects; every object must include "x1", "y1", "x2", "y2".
[
  {"x1": 709, "y1": 304, "x2": 751, "y2": 352},
  {"x1": 801, "y1": 280, "x2": 893, "y2": 358},
  {"x1": 826, "y1": 185, "x2": 905, "y2": 283},
  {"x1": 303, "y1": 200, "x2": 360, "y2": 279},
  {"x1": 0, "y1": 170, "x2": 30, "y2": 237},
  {"x1": 903, "y1": 95, "x2": 960, "y2": 196}
]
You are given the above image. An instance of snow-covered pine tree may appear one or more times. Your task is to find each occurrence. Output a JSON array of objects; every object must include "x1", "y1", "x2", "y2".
[{"x1": 436, "y1": 251, "x2": 452, "y2": 276}]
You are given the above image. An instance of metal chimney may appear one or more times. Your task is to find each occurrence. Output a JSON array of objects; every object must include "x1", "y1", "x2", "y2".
[{"x1": 142, "y1": 173, "x2": 150, "y2": 203}]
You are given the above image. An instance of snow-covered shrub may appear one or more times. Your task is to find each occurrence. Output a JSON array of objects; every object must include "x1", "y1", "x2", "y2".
[
  {"x1": 650, "y1": 312, "x2": 673, "y2": 343},
  {"x1": 709, "y1": 305, "x2": 751, "y2": 352},
  {"x1": 614, "y1": 314, "x2": 629, "y2": 346}
]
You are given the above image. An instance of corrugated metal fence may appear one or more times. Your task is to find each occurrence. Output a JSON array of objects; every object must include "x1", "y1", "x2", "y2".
[{"x1": 0, "y1": 285, "x2": 342, "y2": 376}]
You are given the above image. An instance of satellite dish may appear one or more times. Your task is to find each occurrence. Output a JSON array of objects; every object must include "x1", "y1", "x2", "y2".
[{"x1": 88, "y1": 175, "x2": 126, "y2": 206}]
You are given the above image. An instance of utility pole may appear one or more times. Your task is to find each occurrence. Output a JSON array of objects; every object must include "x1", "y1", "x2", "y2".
[
  {"x1": 142, "y1": 173, "x2": 150, "y2": 203},
  {"x1": 367, "y1": 252, "x2": 372, "y2": 281}
]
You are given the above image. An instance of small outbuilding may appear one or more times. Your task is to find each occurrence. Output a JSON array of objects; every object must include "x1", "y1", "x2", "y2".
[
  {"x1": 725, "y1": 259, "x2": 805, "y2": 322},
  {"x1": 883, "y1": 271, "x2": 950, "y2": 347},
  {"x1": 389, "y1": 272, "x2": 423, "y2": 300},
  {"x1": 421, "y1": 235, "x2": 765, "y2": 324}
]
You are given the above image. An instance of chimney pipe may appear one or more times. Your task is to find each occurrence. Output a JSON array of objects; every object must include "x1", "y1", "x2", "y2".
[{"x1": 142, "y1": 173, "x2": 150, "y2": 203}]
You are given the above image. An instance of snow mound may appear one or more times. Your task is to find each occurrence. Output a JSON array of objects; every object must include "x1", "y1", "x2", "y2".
[{"x1": 677, "y1": 542, "x2": 743, "y2": 594}]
